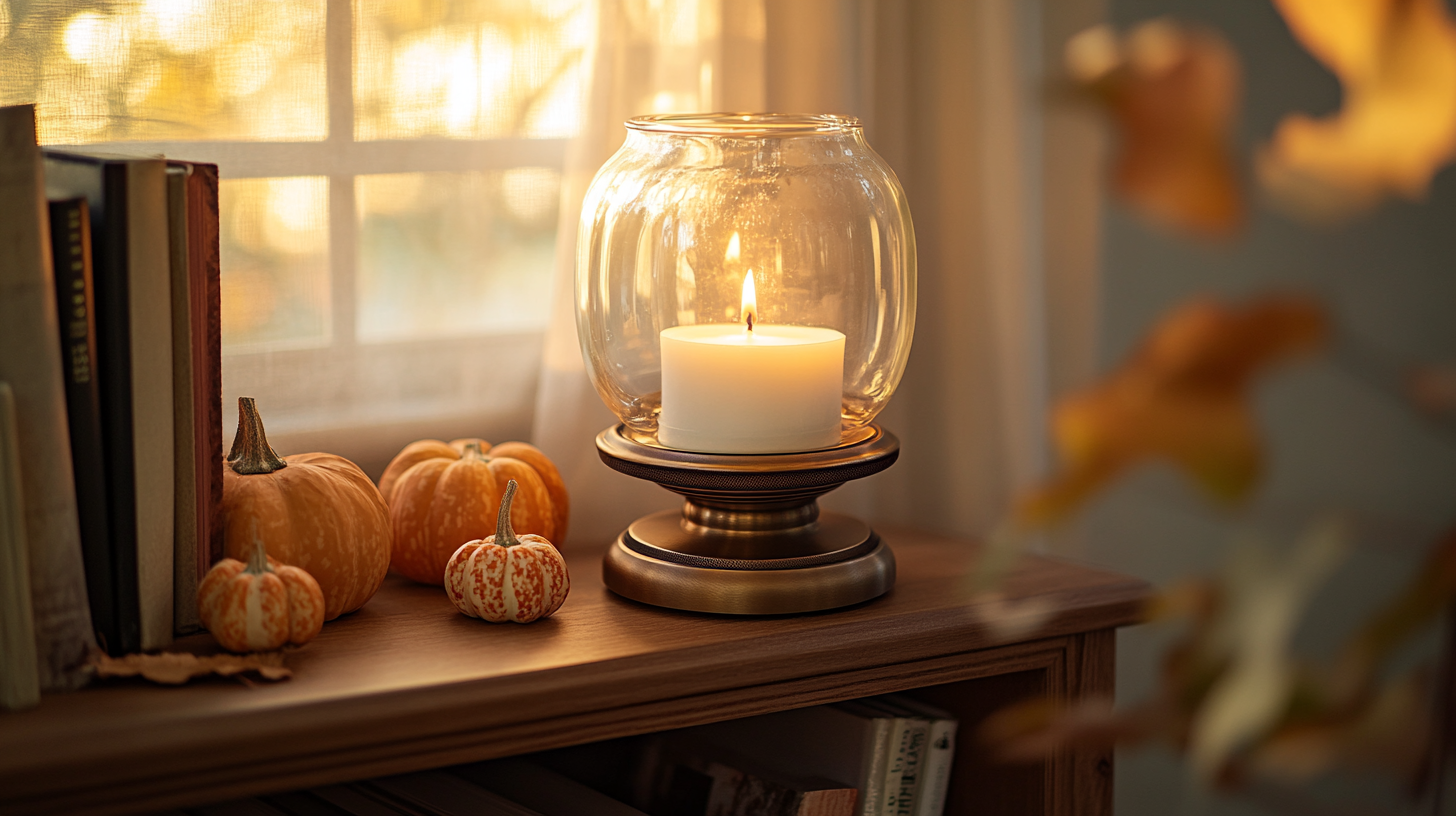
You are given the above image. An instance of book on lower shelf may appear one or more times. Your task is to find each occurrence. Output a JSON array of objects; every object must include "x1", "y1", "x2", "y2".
[{"x1": 688, "y1": 695, "x2": 959, "y2": 816}]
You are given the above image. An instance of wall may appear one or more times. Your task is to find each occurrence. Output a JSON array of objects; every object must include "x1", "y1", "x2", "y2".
[{"x1": 1087, "y1": 1, "x2": 1456, "y2": 813}]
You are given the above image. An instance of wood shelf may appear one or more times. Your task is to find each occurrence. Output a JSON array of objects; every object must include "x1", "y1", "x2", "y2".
[{"x1": 0, "y1": 526, "x2": 1147, "y2": 816}]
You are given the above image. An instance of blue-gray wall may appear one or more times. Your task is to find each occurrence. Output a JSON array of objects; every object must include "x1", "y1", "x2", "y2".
[{"x1": 1087, "y1": 1, "x2": 1456, "y2": 813}]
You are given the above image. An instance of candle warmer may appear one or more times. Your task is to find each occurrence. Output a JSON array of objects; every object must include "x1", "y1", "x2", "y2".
[{"x1": 577, "y1": 113, "x2": 916, "y2": 614}]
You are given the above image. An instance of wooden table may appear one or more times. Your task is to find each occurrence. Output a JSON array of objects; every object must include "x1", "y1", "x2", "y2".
[{"x1": 0, "y1": 527, "x2": 1147, "y2": 816}]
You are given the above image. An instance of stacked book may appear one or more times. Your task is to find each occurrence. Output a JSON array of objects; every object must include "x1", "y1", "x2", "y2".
[
  {"x1": 0, "y1": 104, "x2": 223, "y2": 708},
  {"x1": 165, "y1": 696, "x2": 960, "y2": 816}
]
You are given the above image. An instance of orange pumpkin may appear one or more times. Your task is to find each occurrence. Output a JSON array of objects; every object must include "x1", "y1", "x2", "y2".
[
  {"x1": 383, "y1": 438, "x2": 568, "y2": 585},
  {"x1": 197, "y1": 536, "x2": 324, "y2": 652},
  {"x1": 222, "y1": 398, "x2": 391, "y2": 620},
  {"x1": 445, "y1": 480, "x2": 569, "y2": 623}
]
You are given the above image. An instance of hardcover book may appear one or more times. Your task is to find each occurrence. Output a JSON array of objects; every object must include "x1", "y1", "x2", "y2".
[
  {"x1": 44, "y1": 149, "x2": 175, "y2": 654},
  {"x1": 855, "y1": 697, "x2": 929, "y2": 816},
  {"x1": 46, "y1": 196, "x2": 116, "y2": 652},
  {"x1": 877, "y1": 695, "x2": 958, "y2": 816},
  {"x1": 166, "y1": 161, "x2": 222, "y2": 636},
  {"x1": 0, "y1": 104, "x2": 97, "y2": 688}
]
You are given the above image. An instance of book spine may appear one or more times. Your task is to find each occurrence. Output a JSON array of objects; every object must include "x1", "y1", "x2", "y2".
[
  {"x1": 859, "y1": 717, "x2": 890, "y2": 816},
  {"x1": 880, "y1": 717, "x2": 911, "y2": 816},
  {"x1": 48, "y1": 197, "x2": 117, "y2": 653},
  {"x1": 125, "y1": 160, "x2": 174, "y2": 652},
  {"x1": 167, "y1": 170, "x2": 199, "y2": 636},
  {"x1": 911, "y1": 720, "x2": 957, "y2": 816},
  {"x1": 191, "y1": 165, "x2": 222, "y2": 574},
  {"x1": 0, "y1": 106, "x2": 97, "y2": 687},
  {"x1": 94, "y1": 163, "x2": 141, "y2": 655},
  {"x1": 0, "y1": 383, "x2": 41, "y2": 710},
  {"x1": 889, "y1": 720, "x2": 928, "y2": 816}
]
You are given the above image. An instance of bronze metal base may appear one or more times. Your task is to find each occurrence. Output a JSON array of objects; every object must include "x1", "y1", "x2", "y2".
[{"x1": 596, "y1": 424, "x2": 900, "y2": 614}]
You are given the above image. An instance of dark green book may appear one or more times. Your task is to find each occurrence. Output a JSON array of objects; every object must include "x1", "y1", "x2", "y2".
[{"x1": 47, "y1": 196, "x2": 117, "y2": 654}]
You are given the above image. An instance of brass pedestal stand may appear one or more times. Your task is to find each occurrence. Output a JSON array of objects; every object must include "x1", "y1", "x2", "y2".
[{"x1": 597, "y1": 424, "x2": 899, "y2": 614}]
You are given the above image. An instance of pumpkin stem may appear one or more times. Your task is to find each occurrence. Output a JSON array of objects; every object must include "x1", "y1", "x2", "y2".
[
  {"x1": 494, "y1": 480, "x2": 521, "y2": 547},
  {"x1": 462, "y1": 441, "x2": 486, "y2": 461},
  {"x1": 245, "y1": 525, "x2": 273, "y2": 575},
  {"x1": 228, "y1": 397, "x2": 288, "y2": 475}
]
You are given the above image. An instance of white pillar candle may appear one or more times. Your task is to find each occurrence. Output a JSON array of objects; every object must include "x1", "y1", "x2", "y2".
[
  {"x1": 659, "y1": 268, "x2": 845, "y2": 453},
  {"x1": 658, "y1": 318, "x2": 845, "y2": 453}
]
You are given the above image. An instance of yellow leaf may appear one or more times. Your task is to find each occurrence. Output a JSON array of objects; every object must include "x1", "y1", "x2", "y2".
[{"x1": 1260, "y1": 0, "x2": 1456, "y2": 219}]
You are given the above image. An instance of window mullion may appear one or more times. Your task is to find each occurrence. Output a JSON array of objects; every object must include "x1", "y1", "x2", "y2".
[{"x1": 327, "y1": 0, "x2": 357, "y2": 349}]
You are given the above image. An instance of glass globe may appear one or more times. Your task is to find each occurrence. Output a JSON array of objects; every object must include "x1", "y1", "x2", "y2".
[{"x1": 576, "y1": 113, "x2": 916, "y2": 453}]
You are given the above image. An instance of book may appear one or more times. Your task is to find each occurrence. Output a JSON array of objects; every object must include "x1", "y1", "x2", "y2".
[
  {"x1": 877, "y1": 695, "x2": 958, "y2": 816},
  {"x1": 693, "y1": 702, "x2": 893, "y2": 816},
  {"x1": 44, "y1": 149, "x2": 175, "y2": 654},
  {"x1": 0, "y1": 104, "x2": 97, "y2": 689},
  {"x1": 47, "y1": 196, "x2": 117, "y2": 653},
  {"x1": 455, "y1": 757, "x2": 651, "y2": 816},
  {"x1": 856, "y1": 697, "x2": 929, "y2": 816},
  {"x1": 0, "y1": 382, "x2": 41, "y2": 710},
  {"x1": 166, "y1": 161, "x2": 222, "y2": 636},
  {"x1": 633, "y1": 733, "x2": 860, "y2": 816}
]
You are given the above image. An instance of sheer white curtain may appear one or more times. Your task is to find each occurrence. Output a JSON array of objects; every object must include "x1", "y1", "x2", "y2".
[
  {"x1": 532, "y1": 0, "x2": 771, "y2": 545},
  {"x1": 534, "y1": 0, "x2": 1104, "y2": 546}
]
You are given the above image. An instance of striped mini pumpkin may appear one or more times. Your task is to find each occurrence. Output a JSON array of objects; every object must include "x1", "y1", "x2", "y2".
[
  {"x1": 198, "y1": 536, "x2": 325, "y2": 652},
  {"x1": 445, "y1": 480, "x2": 570, "y2": 624}
]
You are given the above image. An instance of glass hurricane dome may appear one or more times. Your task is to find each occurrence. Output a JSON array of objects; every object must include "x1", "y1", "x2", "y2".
[{"x1": 576, "y1": 113, "x2": 916, "y2": 453}]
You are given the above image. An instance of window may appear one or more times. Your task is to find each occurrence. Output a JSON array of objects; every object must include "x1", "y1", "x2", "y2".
[{"x1": 1, "y1": 0, "x2": 591, "y2": 470}]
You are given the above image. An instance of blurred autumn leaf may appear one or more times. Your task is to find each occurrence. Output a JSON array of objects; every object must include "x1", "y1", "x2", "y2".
[
  {"x1": 985, "y1": 520, "x2": 1449, "y2": 789},
  {"x1": 1066, "y1": 19, "x2": 1245, "y2": 238},
  {"x1": 1016, "y1": 295, "x2": 1328, "y2": 526},
  {"x1": 1258, "y1": 0, "x2": 1456, "y2": 220}
]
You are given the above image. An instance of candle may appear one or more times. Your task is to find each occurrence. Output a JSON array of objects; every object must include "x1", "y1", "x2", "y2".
[{"x1": 659, "y1": 271, "x2": 845, "y2": 453}]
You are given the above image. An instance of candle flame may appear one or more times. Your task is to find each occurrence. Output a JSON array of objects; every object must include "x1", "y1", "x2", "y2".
[
  {"x1": 741, "y1": 270, "x2": 756, "y2": 332},
  {"x1": 725, "y1": 231, "x2": 740, "y2": 263}
]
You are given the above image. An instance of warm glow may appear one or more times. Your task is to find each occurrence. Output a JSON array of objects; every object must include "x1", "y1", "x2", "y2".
[
  {"x1": 354, "y1": 0, "x2": 591, "y2": 141},
  {"x1": 725, "y1": 231, "x2": 740, "y2": 264},
  {"x1": 741, "y1": 270, "x2": 756, "y2": 332},
  {"x1": 1261, "y1": 0, "x2": 1456, "y2": 218}
]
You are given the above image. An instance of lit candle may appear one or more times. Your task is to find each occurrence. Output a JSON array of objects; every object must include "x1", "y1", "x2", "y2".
[{"x1": 659, "y1": 270, "x2": 845, "y2": 453}]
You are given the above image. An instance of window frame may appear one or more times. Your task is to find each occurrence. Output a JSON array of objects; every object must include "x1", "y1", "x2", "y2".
[{"x1": 64, "y1": 0, "x2": 579, "y2": 472}]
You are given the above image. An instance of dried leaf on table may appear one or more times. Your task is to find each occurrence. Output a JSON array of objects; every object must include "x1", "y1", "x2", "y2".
[
  {"x1": 1016, "y1": 294, "x2": 1328, "y2": 525},
  {"x1": 1066, "y1": 19, "x2": 1245, "y2": 238},
  {"x1": 88, "y1": 650, "x2": 293, "y2": 685},
  {"x1": 1259, "y1": 0, "x2": 1456, "y2": 220}
]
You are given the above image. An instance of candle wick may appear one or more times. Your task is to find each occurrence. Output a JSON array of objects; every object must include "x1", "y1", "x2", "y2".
[{"x1": 746, "y1": 312, "x2": 755, "y2": 333}]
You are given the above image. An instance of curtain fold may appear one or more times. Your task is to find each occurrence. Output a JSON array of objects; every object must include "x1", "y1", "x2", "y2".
[{"x1": 531, "y1": 0, "x2": 770, "y2": 546}]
